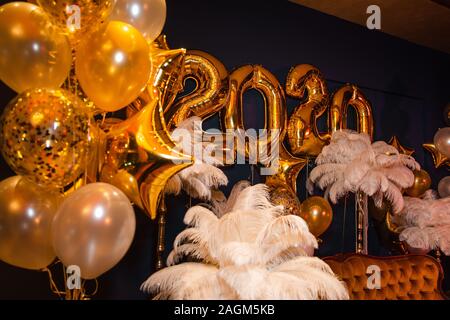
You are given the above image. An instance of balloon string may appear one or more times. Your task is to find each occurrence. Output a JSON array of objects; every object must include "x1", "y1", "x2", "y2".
[
  {"x1": 81, "y1": 279, "x2": 99, "y2": 298},
  {"x1": 341, "y1": 195, "x2": 348, "y2": 254},
  {"x1": 43, "y1": 267, "x2": 65, "y2": 299},
  {"x1": 305, "y1": 156, "x2": 310, "y2": 199},
  {"x1": 101, "y1": 112, "x2": 107, "y2": 126}
]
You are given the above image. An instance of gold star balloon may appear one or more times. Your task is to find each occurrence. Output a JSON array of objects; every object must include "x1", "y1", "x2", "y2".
[
  {"x1": 127, "y1": 34, "x2": 186, "y2": 118},
  {"x1": 101, "y1": 85, "x2": 192, "y2": 220},
  {"x1": 265, "y1": 144, "x2": 307, "y2": 194},
  {"x1": 388, "y1": 136, "x2": 415, "y2": 156},
  {"x1": 423, "y1": 143, "x2": 450, "y2": 168}
]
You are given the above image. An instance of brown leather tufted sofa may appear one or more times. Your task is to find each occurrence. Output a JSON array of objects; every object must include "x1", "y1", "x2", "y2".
[{"x1": 323, "y1": 253, "x2": 448, "y2": 300}]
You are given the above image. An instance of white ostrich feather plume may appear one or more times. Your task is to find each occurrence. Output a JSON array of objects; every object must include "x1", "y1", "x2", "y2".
[
  {"x1": 143, "y1": 183, "x2": 348, "y2": 300},
  {"x1": 399, "y1": 226, "x2": 450, "y2": 255},
  {"x1": 391, "y1": 192, "x2": 450, "y2": 255},
  {"x1": 393, "y1": 195, "x2": 450, "y2": 228},
  {"x1": 165, "y1": 117, "x2": 228, "y2": 200},
  {"x1": 309, "y1": 130, "x2": 420, "y2": 213}
]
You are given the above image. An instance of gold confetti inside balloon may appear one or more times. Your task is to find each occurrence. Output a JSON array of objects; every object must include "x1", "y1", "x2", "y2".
[
  {"x1": 269, "y1": 186, "x2": 301, "y2": 216},
  {"x1": 37, "y1": 0, "x2": 116, "y2": 46},
  {"x1": 0, "y1": 88, "x2": 92, "y2": 189}
]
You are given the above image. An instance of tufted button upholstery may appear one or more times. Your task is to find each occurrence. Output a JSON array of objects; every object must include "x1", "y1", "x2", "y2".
[{"x1": 323, "y1": 254, "x2": 447, "y2": 300}]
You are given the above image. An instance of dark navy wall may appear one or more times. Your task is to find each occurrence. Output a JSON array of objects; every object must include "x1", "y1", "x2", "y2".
[{"x1": 0, "y1": 0, "x2": 449, "y2": 299}]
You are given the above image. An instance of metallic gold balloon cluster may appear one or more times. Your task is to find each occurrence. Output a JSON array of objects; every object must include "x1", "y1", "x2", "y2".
[{"x1": 0, "y1": 0, "x2": 169, "y2": 298}]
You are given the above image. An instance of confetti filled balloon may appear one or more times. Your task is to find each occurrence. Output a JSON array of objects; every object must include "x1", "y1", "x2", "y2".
[
  {"x1": 0, "y1": 88, "x2": 92, "y2": 189},
  {"x1": 37, "y1": 0, "x2": 116, "y2": 46}
]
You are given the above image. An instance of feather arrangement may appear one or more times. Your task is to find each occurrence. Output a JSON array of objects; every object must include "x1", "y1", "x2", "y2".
[
  {"x1": 308, "y1": 130, "x2": 420, "y2": 213},
  {"x1": 142, "y1": 182, "x2": 349, "y2": 300},
  {"x1": 165, "y1": 117, "x2": 228, "y2": 200},
  {"x1": 391, "y1": 192, "x2": 450, "y2": 255}
]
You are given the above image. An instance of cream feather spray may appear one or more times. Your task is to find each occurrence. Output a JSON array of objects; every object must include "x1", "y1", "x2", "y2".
[
  {"x1": 164, "y1": 117, "x2": 228, "y2": 200},
  {"x1": 142, "y1": 182, "x2": 349, "y2": 300},
  {"x1": 309, "y1": 130, "x2": 420, "y2": 213},
  {"x1": 392, "y1": 192, "x2": 450, "y2": 255}
]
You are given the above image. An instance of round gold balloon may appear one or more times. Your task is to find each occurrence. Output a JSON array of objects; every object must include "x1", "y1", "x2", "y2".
[
  {"x1": 52, "y1": 183, "x2": 135, "y2": 280},
  {"x1": 0, "y1": 176, "x2": 62, "y2": 270},
  {"x1": 109, "y1": 0, "x2": 166, "y2": 43},
  {"x1": 0, "y1": 2, "x2": 71, "y2": 93},
  {"x1": 0, "y1": 88, "x2": 92, "y2": 189},
  {"x1": 75, "y1": 21, "x2": 151, "y2": 112},
  {"x1": 37, "y1": 0, "x2": 116, "y2": 46},
  {"x1": 434, "y1": 127, "x2": 450, "y2": 158},
  {"x1": 299, "y1": 196, "x2": 333, "y2": 237},
  {"x1": 405, "y1": 169, "x2": 431, "y2": 198}
]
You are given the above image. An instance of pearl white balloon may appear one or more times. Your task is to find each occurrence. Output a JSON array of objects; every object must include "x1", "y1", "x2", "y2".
[
  {"x1": 109, "y1": 0, "x2": 166, "y2": 42},
  {"x1": 434, "y1": 127, "x2": 450, "y2": 158},
  {"x1": 438, "y1": 176, "x2": 450, "y2": 198},
  {"x1": 52, "y1": 183, "x2": 135, "y2": 279}
]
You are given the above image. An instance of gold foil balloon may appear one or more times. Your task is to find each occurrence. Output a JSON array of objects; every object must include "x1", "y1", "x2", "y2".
[
  {"x1": 222, "y1": 65, "x2": 287, "y2": 161},
  {"x1": 405, "y1": 169, "x2": 432, "y2": 198},
  {"x1": 423, "y1": 143, "x2": 450, "y2": 168},
  {"x1": 101, "y1": 88, "x2": 192, "y2": 219},
  {"x1": 330, "y1": 84, "x2": 374, "y2": 140},
  {"x1": 75, "y1": 21, "x2": 151, "y2": 112},
  {"x1": 109, "y1": 0, "x2": 166, "y2": 43},
  {"x1": 0, "y1": 88, "x2": 91, "y2": 189},
  {"x1": 286, "y1": 64, "x2": 329, "y2": 157},
  {"x1": 388, "y1": 136, "x2": 415, "y2": 156},
  {"x1": 149, "y1": 41, "x2": 186, "y2": 114},
  {"x1": 0, "y1": 176, "x2": 62, "y2": 270},
  {"x1": 165, "y1": 50, "x2": 229, "y2": 130},
  {"x1": 36, "y1": 0, "x2": 116, "y2": 46},
  {"x1": 265, "y1": 144, "x2": 306, "y2": 194},
  {"x1": 0, "y1": 2, "x2": 71, "y2": 93},
  {"x1": 52, "y1": 183, "x2": 135, "y2": 280},
  {"x1": 434, "y1": 127, "x2": 450, "y2": 158},
  {"x1": 299, "y1": 196, "x2": 333, "y2": 237}
]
